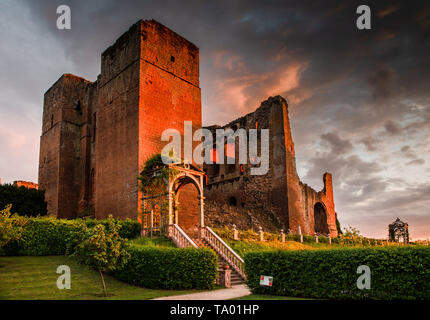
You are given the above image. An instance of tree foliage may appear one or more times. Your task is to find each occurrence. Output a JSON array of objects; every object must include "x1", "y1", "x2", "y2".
[
  {"x1": 67, "y1": 216, "x2": 130, "y2": 296},
  {"x1": 0, "y1": 184, "x2": 47, "y2": 217},
  {"x1": 0, "y1": 204, "x2": 27, "y2": 249}
]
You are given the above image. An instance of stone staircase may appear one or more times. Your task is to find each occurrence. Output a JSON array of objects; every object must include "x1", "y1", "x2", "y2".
[{"x1": 194, "y1": 237, "x2": 245, "y2": 286}]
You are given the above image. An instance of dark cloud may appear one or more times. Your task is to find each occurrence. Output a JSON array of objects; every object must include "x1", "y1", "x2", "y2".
[
  {"x1": 360, "y1": 136, "x2": 380, "y2": 152},
  {"x1": 384, "y1": 120, "x2": 402, "y2": 136},
  {"x1": 406, "y1": 158, "x2": 425, "y2": 166},
  {"x1": 321, "y1": 132, "x2": 353, "y2": 155},
  {"x1": 401, "y1": 145, "x2": 417, "y2": 159},
  {"x1": 1, "y1": 0, "x2": 429, "y2": 238}
]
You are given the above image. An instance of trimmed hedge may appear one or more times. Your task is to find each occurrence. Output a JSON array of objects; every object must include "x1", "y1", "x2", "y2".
[
  {"x1": 245, "y1": 246, "x2": 430, "y2": 300},
  {"x1": 2, "y1": 217, "x2": 141, "y2": 256},
  {"x1": 114, "y1": 245, "x2": 217, "y2": 290}
]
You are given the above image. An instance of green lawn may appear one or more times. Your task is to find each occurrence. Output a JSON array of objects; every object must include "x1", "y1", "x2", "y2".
[
  {"x1": 233, "y1": 294, "x2": 312, "y2": 300},
  {"x1": 0, "y1": 256, "x2": 206, "y2": 300}
]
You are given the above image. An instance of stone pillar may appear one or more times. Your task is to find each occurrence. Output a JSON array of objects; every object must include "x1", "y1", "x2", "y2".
[
  {"x1": 218, "y1": 267, "x2": 231, "y2": 288},
  {"x1": 298, "y1": 226, "x2": 303, "y2": 243},
  {"x1": 150, "y1": 209, "x2": 154, "y2": 237},
  {"x1": 168, "y1": 191, "x2": 174, "y2": 225},
  {"x1": 259, "y1": 226, "x2": 264, "y2": 242},
  {"x1": 199, "y1": 195, "x2": 205, "y2": 228},
  {"x1": 233, "y1": 224, "x2": 239, "y2": 240},
  {"x1": 315, "y1": 233, "x2": 318, "y2": 243},
  {"x1": 328, "y1": 235, "x2": 332, "y2": 244},
  {"x1": 280, "y1": 229, "x2": 285, "y2": 242}
]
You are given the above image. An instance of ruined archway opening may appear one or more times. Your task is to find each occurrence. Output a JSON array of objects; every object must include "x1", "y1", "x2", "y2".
[
  {"x1": 229, "y1": 196, "x2": 237, "y2": 206},
  {"x1": 314, "y1": 202, "x2": 329, "y2": 235}
]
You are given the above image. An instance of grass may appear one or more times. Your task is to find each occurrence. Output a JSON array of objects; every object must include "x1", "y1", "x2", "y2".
[
  {"x1": 0, "y1": 256, "x2": 206, "y2": 300},
  {"x1": 129, "y1": 236, "x2": 175, "y2": 248},
  {"x1": 225, "y1": 239, "x2": 314, "y2": 256}
]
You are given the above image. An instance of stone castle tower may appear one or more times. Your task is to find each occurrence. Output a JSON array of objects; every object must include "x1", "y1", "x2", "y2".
[
  {"x1": 39, "y1": 19, "x2": 337, "y2": 237},
  {"x1": 39, "y1": 20, "x2": 201, "y2": 219}
]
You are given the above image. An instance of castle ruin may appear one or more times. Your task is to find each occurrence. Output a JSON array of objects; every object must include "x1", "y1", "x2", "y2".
[{"x1": 38, "y1": 20, "x2": 337, "y2": 237}]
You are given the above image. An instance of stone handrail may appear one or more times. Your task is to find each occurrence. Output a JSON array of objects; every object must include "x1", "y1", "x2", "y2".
[
  {"x1": 169, "y1": 224, "x2": 199, "y2": 249},
  {"x1": 202, "y1": 226, "x2": 246, "y2": 279}
]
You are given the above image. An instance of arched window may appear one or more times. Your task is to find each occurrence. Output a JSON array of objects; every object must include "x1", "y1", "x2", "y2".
[
  {"x1": 314, "y1": 202, "x2": 329, "y2": 234},
  {"x1": 229, "y1": 196, "x2": 237, "y2": 206}
]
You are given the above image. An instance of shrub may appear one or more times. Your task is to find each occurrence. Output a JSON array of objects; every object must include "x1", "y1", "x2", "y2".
[
  {"x1": 114, "y1": 245, "x2": 217, "y2": 290},
  {"x1": 244, "y1": 246, "x2": 430, "y2": 299},
  {"x1": 1, "y1": 216, "x2": 141, "y2": 256},
  {"x1": 0, "y1": 184, "x2": 47, "y2": 217},
  {"x1": 68, "y1": 217, "x2": 130, "y2": 297},
  {"x1": 0, "y1": 204, "x2": 27, "y2": 248}
]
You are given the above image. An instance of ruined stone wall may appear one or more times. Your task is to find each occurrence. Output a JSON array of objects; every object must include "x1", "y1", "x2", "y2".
[
  {"x1": 203, "y1": 96, "x2": 337, "y2": 237},
  {"x1": 13, "y1": 181, "x2": 38, "y2": 189}
]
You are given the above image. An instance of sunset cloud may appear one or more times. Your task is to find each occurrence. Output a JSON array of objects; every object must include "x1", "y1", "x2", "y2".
[{"x1": 1, "y1": 0, "x2": 429, "y2": 239}]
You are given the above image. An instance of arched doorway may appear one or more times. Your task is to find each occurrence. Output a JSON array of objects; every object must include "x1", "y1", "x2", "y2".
[
  {"x1": 175, "y1": 176, "x2": 201, "y2": 238},
  {"x1": 314, "y1": 202, "x2": 329, "y2": 235}
]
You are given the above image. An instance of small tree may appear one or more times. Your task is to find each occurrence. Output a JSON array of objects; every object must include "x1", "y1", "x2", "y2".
[
  {"x1": 343, "y1": 226, "x2": 362, "y2": 239},
  {"x1": 68, "y1": 216, "x2": 130, "y2": 297},
  {"x1": 0, "y1": 204, "x2": 27, "y2": 248}
]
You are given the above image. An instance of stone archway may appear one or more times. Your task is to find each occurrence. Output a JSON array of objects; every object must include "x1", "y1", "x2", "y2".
[
  {"x1": 314, "y1": 202, "x2": 329, "y2": 235},
  {"x1": 174, "y1": 176, "x2": 201, "y2": 238}
]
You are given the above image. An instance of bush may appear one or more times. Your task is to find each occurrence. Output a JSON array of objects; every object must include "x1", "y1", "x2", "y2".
[
  {"x1": 114, "y1": 245, "x2": 217, "y2": 290},
  {"x1": 68, "y1": 217, "x2": 130, "y2": 297},
  {"x1": 0, "y1": 184, "x2": 47, "y2": 217},
  {"x1": 244, "y1": 246, "x2": 430, "y2": 299},
  {"x1": 1, "y1": 216, "x2": 141, "y2": 256}
]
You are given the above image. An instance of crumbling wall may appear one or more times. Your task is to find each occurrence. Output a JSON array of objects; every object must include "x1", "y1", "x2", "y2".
[{"x1": 203, "y1": 96, "x2": 337, "y2": 237}]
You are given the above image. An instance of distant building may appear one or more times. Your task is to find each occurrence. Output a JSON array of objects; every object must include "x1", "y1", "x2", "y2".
[{"x1": 13, "y1": 181, "x2": 38, "y2": 190}]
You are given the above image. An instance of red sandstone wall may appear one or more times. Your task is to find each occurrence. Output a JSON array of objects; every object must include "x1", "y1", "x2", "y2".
[
  {"x1": 95, "y1": 20, "x2": 201, "y2": 220},
  {"x1": 39, "y1": 74, "x2": 90, "y2": 218},
  {"x1": 95, "y1": 23, "x2": 142, "y2": 220}
]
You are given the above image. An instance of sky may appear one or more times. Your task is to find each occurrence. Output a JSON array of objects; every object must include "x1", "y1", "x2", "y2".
[{"x1": 0, "y1": 0, "x2": 429, "y2": 239}]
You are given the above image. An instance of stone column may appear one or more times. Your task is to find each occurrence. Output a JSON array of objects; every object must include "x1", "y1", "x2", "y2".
[
  {"x1": 298, "y1": 226, "x2": 303, "y2": 243},
  {"x1": 218, "y1": 267, "x2": 231, "y2": 288},
  {"x1": 168, "y1": 191, "x2": 174, "y2": 225},
  {"x1": 259, "y1": 226, "x2": 264, "y2": 242},
  {"x1": 233, "y1": 224, "x2": 239, "y2": 240},
  {"x1": 199, "y1": 195, "x2": 205, "y2": 228}
]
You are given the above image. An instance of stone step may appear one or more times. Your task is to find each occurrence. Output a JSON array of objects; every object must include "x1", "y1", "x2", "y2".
[{"x1": 192, "y1": 237, "x2": 245, "y2": 285}]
